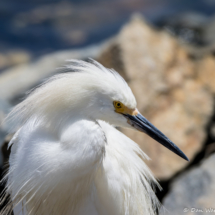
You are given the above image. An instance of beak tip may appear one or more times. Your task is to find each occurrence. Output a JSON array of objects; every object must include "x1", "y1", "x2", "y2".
[
  {"x1": 182, "y1": 154, "x2": 189, "y2": 162},
  {"x1": 169, "y1": 141, "x2": 189, "y2": 162},
  {"x1": 181, "y1": 155, "x2": 189, "y2": 162},
  {"x1": 176, "y1": 148, "x2": 189, "y2": 161}
]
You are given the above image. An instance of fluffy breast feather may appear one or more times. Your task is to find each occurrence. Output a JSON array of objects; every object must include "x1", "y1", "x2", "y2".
[{"x1": 4, "y1": 119, "x2": 106, "y2": 215}]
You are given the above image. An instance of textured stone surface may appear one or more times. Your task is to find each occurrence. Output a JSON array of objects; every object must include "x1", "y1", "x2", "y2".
[
  {"x1": 98, "y1": 15, "x2": 215, "y2": 179},
  {"x1": 160, "y1": 154, "x2": 215, "y2": 215}
]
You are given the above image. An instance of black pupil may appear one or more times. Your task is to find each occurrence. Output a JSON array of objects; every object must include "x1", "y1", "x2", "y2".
[{"x1": 117, "y1": 103, "x2": 121, "y2": 107}]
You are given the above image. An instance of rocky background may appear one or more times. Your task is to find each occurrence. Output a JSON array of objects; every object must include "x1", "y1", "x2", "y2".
[{"x1": 1, "y1": 0, "x2": 215, "y2": 214}]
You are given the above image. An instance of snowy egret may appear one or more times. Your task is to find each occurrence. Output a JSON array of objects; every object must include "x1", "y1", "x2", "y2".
[{"x1": 1, "y1": 59, "x2": 188, "y2": 215}]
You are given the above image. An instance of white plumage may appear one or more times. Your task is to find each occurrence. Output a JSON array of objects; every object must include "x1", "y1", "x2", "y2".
[{"x1": 1, "y1": 59, "x2": 188, "y2": 215}]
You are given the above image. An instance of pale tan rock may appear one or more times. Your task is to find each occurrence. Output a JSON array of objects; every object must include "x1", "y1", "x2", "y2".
[
  {"x1": 0, "y1": 51, "x2": 31, "y2": 71},
  {"x1": 0, "y1": 54, "x2": 8, "y2": 69},
  {"x1": 7, "y1": 51, "x2": 31, "y2": 66},
  {"x1": 97, "y1": 15, "x2": 215, "y2": 179},
  {"x1": 198, "y1": 56, "x2": 215, "y2": 93}
]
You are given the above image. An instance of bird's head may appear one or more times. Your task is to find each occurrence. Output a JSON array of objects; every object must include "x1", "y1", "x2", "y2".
[{"x1": 7, "y1": 59, "x2": 188, "y2": 161}]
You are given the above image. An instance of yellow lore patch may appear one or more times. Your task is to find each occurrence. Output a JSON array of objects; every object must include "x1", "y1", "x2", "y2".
[{"x1": 113, "y1": 101, "x2": 138, "y2": 116}]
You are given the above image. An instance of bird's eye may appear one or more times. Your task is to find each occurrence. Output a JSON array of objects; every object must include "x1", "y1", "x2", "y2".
[{"x1": 113, "y1": 101, "x2": 122, "y2": 109}]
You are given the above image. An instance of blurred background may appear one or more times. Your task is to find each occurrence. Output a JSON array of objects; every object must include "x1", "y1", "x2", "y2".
[{"x1": 1, "y1": 0, "x2": 215, "y2": 214}]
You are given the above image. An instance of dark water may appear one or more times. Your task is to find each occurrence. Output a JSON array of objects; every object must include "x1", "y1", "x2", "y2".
[{"x1": 0, "y1": 0, "x2": 215, "y2": 56}]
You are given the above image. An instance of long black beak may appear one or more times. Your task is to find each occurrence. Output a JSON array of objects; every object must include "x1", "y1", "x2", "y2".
[{"x1": 123, "y1": 113, "x2": 189, "y2": 161}]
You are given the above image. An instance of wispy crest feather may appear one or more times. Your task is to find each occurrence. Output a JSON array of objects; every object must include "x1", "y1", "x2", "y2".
[{"x1": 5, "y1": 59, "x2": 135, "y2": 133}]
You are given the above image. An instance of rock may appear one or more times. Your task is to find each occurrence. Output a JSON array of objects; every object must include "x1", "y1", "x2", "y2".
[
  {"x1": 0, "y1": 130, "x2": 6, "y2": 166},
  {"x1": 160, "y1": 154, "x2": 215, "y2": 215},
  {"x1": 156, "y1": 12, "x2": 215, "y2": 57},
  {"x1": 210, "y1": 123, "x2": 215, "y2": 139},
  {"x1": 0, "y1": 50, "x2": 31, "y2": 72},
  {"x1": 0, "y1": 99, "x2": 11, "y2": 166},
  {"x1": 156, "y1": 12, "x2": 208, "y2": 47},
  {"x1": 97, "y1": 15, "x2": 215, "y2": 179},
  {"x1": 204, "y1": 143, "x2": 215, "y2": 158},
  {"x1": 1, "y1": 134, "x2": 13, "y2": 167}
]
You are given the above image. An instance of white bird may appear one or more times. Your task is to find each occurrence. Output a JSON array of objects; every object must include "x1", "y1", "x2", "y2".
[{"x1": 1, "y1": 59, "x2": 188, "y2": 215}]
